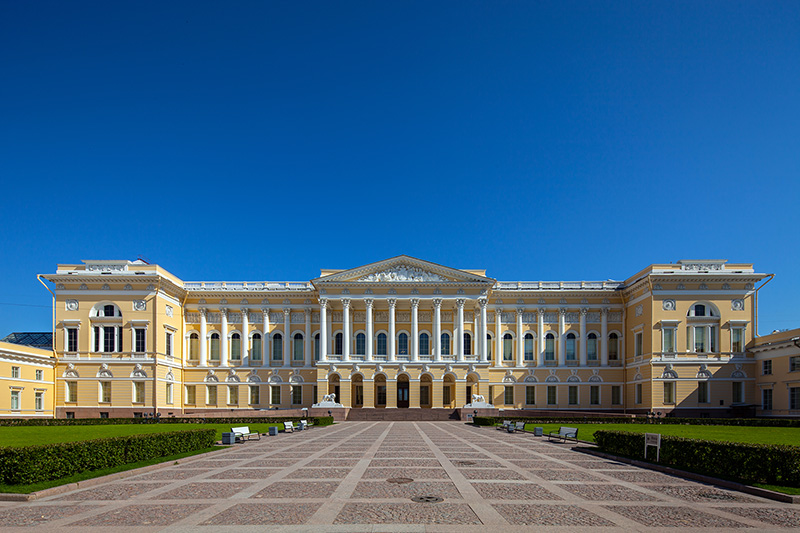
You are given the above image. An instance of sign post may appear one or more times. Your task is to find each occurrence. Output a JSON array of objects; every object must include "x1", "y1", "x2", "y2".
[{"x1": 644, "y1": 433, "x2": 661, "y2": 462}]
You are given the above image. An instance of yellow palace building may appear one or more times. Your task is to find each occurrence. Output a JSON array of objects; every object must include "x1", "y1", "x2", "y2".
[{"x1": 2, "y1": 256, "x2": 799, "y2": 419}]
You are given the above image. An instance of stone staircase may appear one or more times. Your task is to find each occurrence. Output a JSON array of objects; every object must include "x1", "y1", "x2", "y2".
[{"x1": 345, "y1": 408, "x2": 461, "y2": 421}]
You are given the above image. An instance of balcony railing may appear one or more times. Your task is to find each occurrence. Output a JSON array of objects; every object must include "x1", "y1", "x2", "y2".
[{"x1": 184, "y1": 281, "x2": 311, "y2": 291}]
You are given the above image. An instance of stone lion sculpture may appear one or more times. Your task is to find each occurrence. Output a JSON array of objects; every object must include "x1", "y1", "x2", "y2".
[{"x1": 471, "y1": 394, "x2": 486, "y2": 404}]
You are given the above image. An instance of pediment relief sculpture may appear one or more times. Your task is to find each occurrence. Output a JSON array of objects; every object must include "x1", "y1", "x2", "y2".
[{"x1": 358, "y1": 265, "x2": 447, "y2": 282}]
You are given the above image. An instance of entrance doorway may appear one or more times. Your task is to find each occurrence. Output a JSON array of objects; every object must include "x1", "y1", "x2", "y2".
[
  {"x1": 397, "y1": 375, "x2": 409, "y2": 408},
  {"x1": 466, "y1": 385, "x2": 472, "y2": 402}
]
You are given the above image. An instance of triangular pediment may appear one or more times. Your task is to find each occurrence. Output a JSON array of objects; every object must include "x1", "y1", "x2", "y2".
[{"x1": 312, "y1": 255, "x2": 494, "y2": 285}]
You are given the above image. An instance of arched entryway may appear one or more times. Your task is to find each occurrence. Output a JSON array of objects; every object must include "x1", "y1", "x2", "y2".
[
  {"x1": 328, "y1": 374, "x2": 340, "y2": 404},
  {"x1": 374, "y1": 374, "x2": 387, "y2": 408},
  {"x1": 397, "y1": 374, "x2": 410, "y2": 408},
  {"x1": 443, "y1": 374, "x2": 455, "y2": 408},
  {"x1": 351, "y1": 374, "x2": 364, "y2": 408},
  {"x1": 420, "y1": 374, "x2": 432, "y2": 408}
]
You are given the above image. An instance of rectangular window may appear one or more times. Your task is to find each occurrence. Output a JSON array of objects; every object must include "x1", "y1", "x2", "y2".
[
  {"x1": 763, "y1": 360, "x2": 772, "y2": 375},
  {"x1": 292, "y1": 385, "x2": 302, "y2": 405},
  {"x1": 10, "y1": 390, "x2": 20, "y2": 410},
  {"x1": 694, "y1": 326, "x2": 706, "y2": 353},
  {"x1": 790, "y1": 356, "x2": 800, "y2": 373},
  {"x1": 228, "y1": 385, "x2": 238, "y2": 405},
  {"x1": 271, "y1": 385, "x2": 281, "y2": 405},
  {"x1": 252, "y1": 335, "x2": 262, "y2": 361},
  {"x1": 67, "y1": 327, "x2": 78, "y2": 352},
  {"x1": 250, "y1": 385, "x2": 260, "y2": 404},
  {"x1": 103, "y1": 326, "x2": 116, "y2": 352},
  {"x1": 663, "y1": 328, "x2": 675, "y2": 353},
  {"x1": 186, "y1": 385, "x2": 196, "y2": 404},
  {"x1": 35, "y1": 391, "x2": 43, "y2": 411},
  {"x1": 207, "y1": 385, "x2": 217, "y2": 405},
  {"x1": 11, "y1": 366, "x2": 19, "y2": 379},
  {"x1": 762, "y1": 388, "x2": 773, "y2": 411},
  {"x1": 611, "y1": 385, "x2": 621, "y2": 405},
  {"x1": 99, "y1": 412, "x2": 109, "y2": 418},
  {"x1": 663, "y1": 382, "x2": 675, "y2": 404},
  {"x1": 165, "y1": 331, "x2": 173, "y2": 357},
  {"x1": 789, "y1": 387, "x2": 799, "y2": 410},
  {"x1": 635, "y1": 383, "x2": 642, "y2": 404},
  {"x1": 377, "y1": 385, "x2": 387, "y2": 405},
  {"x1": 732, "y1": 382, "x2": 744, "y2": 404},
  {"x1": 166, "y1": 382, "x2": 173, "y2": 404},
  {"x1": 634, "y1": 332, "x2": 643, "y2": 357},
  {"x1": 524, "y1": 336, "x2": 534, "y2": 360},
  {"x1": 67, "y1": 381, "x2": 77, "y2": 402},
  {"x1": 504, "y1": 386, "x2": 514, "y2": 405},
  {"x1": 35, "y1": 369, "x2": 43, "y2": 381},
  {"x1": 134, "y1": 382, "x2": 145, "y2": 403},
  {"x1": 293, "y1": 336, "x2": 304, "y2": 361},
  {"x1": 547, "y1": 385, "x2": 557, "y2": 405},
  {"x1": 590, "y1": 385, "x2": 600, "y2": 405},
  {"x1": 525, "y1": 386, "x2": 535, "y2": 405},
  {"x1": 134, "y1": 328, "x2": 146, "y2": 353},
  {"x1": 272, "y1": 335, "x2": 283, "y2": 361},
  {"x1": 731, "y1": 328, "x2": 744, "y2": 353},
  {"x1": 419, "y1": 385, "x2": 429, "y2": 405},
  {"x1": 100, "y1": 381, "x2": 111, "y2": 403},
  {"x1": 503, "y1": 336, "x2": 513, "y2": 361},
  {"x1": 545, "y1": 336, "x2": 555, "y2": 361},
  {"x1": 231, "y1": 334, "x2": 241, "y2": 360},
  {"x1": 313, "y1": 335, "x2": 319, "y2": 361},
  {"x1": 568, "y1": 385, "x2": 578, "y2": 405},
  {"x1": 698, "y1": 381, "x2": 709, "y2": 403}
]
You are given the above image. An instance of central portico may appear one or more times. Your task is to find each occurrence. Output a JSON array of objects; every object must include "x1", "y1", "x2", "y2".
[{"x1": 312, "y1": 256, "x2": 495, "y2": 408}]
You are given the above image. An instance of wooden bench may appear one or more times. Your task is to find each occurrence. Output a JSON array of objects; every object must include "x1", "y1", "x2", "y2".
[
  {"x1": 232, "y1": 426, "x2": 260, "y2": 442},
  {"x1": 547, "y1": 426, "x2": 578, "y2": 443}
]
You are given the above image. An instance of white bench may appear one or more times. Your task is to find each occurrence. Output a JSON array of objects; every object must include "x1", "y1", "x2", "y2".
[
  {"x1": 283, "y1": 421, "x2": 295, "y2": 433},
  {"x1": 496, "y1": 419, "x2": 512, "y2": 431},
  {"x1": 547, "y1": 426, "x2": 578, "y2": 443},
  {"x1": 232, "y1": 426, "x2": 260, "y2": 442}
]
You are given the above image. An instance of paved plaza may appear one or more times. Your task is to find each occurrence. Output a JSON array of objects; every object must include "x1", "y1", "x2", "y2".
[{"x1": 0, "y1": 421, "x2": 798, "y2": 532}]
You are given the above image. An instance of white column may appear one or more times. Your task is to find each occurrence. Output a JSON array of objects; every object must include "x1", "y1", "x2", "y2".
[
  {"x1": 558, "y1": 308, "x2": 566, "y2": 366},
  {"x1": 241, "y1": 308, "x2": 249, "y2": 363},
  {"x1": 456, "y1": 299, "x2": 465, "y2": 360},
  {"x1": 537, "y1": 308, "x2": 545, "y2": 366},
  {"x1": 326, "y1": 304, "x2": 333, "y2": 355},
  {"x1": 283, "y1": 308, "x2": 290, "y2": 366},
  {"x1": 199, "y1": 308, "x2": 207, "y2": 366},
  {"x1": 304, "y1": 308, "x2": 312, "y2": 366},
  {"x1": 516, "y1": 308, "x2": 524, "y2": 367},
  {"x1": 411, "y1": 298, "x2": 419, "y2": 361},
  {"x1": 433, "y1": 298, "x2": 442, "y2": 361},
  {"x1": 319, "y1": 299, "x2": 328, "y2": 361},
  {"x1": 579, "y1": 308, "x2": 588, "y2": 366},
  {"x1": 220, "y1": 308, "x2": 229, "y2": 367},
  {"x1": 473, "y1": 307, "x2": 479, "y2": 358},
  {"x1": 388, "y1": 298, "x2": 396, "y2": 362},
  {"x1": 342, "y1": 298, "x2": 351, "y2": 362},
  {"x1": 479, "y1": 299, "x2": 488, "y2": 362},
  {"x1": 365, "y1": 299, "x2": 374, "y2": 362},
  {"x1": 495, "y1": 309, "x2": 502, "y2": 366},
  {"x1": 261, "y1": 307, "x2": 270, "y2": 365},
  {"x1": 452, "y1": 305, "x2": 458, "y2": 356},
  {"x1": 601, "y1": 308, "x2": 608, "y2": 366}
]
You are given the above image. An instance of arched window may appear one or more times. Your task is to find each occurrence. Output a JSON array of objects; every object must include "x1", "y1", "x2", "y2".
[
  {"x1": 189, "y1": 332, "x2": 199, "y2": 360},
  {"x1": 102, "y1": 304, "x2": 120, "y2": 317},
  {"x1": 314, "y1": 333, "x2": 320, "y2": 360},
  {"x1": 272, "y1": 333, "x2": 283, "y2": 361},
  {"x1": 608, "y1": 333, "x2": 619, "y2": 360},
  {"x1": 230, "y1": 333, "x2": 241, "y2": 360},
  {"x1": 587, "y1": 333, "x2": 598, "y2": 361},
  {"x1": 293, "y1": 333, "x2": 304, "y2": 361},
  {"x1": 441, "y1": 333, "x2": 451, "y2": 356},
  {"x1": 566, "y1": 333, "x2": 576, "y2": 360},
  {"x1": 334, "y1": 332, "x2": 343, "y2": 355},
  {"x1": 398, "y1": 333, "x2": 408, "y2": 355},
  {"x1": 545, "y1": 333, "x2": 555, "y2": 361},
  {"x1": 356, "y1": 333, "x2": 366, "y2": 355},
  {"x1": 524, "y1": 333, "x2": 534, "y2": 360},
  {"x1": 377, "y1": 333, "x2": 387, "y2": 355},
  {"x1": 503, "y1": 333, "x2": 513, "y2": 361},
  {"x1": 210, "y1": 333, "x2": 220, "y2": 361},
  {"x1": 251, "y1": 333, "x2": 262, "y2": 361},
  {"x1": 419, "y1": 333, "x2": 429, "y2": 355},
  {"x1": 463, "y1": 332, "x2": 472, "y2": 355}
]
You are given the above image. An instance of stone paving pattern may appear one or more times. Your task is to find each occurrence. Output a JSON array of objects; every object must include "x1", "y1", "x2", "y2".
[{"x1": 0, "y1": 420, "x2": 798, "y2": 532}]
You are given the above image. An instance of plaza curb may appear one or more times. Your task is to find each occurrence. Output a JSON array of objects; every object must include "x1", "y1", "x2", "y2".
[
  {"x1": 575, "y1": 445, "x2": 800, "y2": 504},
  {"x1": 0, "y1": 444, "x2": 235, "y2": 502}
]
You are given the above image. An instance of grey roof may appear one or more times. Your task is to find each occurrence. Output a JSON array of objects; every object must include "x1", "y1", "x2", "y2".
[{"x1": 1, "y1": 332, "x2": 53, "y2": 350}]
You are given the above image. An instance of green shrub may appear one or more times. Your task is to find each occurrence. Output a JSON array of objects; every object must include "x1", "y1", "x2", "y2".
[
  {"x1": 472, "y1": 416, "x2": 496, "y2": 426},
  {"x1": 0, "y1": 416, "x2": 326, "y2": 427},
  {"x1": 312, "y1": 416, "x2": 334, "y2": 426},
  {"x1": 594, "y1": 430, "x2": 800, "y2": 487},
  {"x1": 0, "y1": 429, "x2": 215, "y2": 485},
  {"x1": 471, "y1": 416, "x2": 800, "y2": 428}
]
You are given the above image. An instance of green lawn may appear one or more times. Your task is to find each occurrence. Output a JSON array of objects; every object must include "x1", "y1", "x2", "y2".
[
  {"x1": 521, "y1": 423, "x2": 800, "y2": 446},
  {"x1": 0, "y1": 423, "x2": 283, "y2": 447}
]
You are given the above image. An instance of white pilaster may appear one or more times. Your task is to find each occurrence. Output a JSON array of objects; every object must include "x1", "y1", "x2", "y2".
[
  {"x1": 479, "y1": 299, "x2": 488, "y2": 362},
  {"x1": 365, "y1": 299, "x2": 374, "y2": 362},
  {"x1": 558, "y1": 308, "x2": 566, "y2": 366},
  {"x1": 579, "y1": 308, "x2": 588, "y2": 366},
  {"x1": 516, "y1": 307, "x2": 524, "y2": 367},
  {"x1": 199, "y1": 308, "x2": 207, "y2": 366},
  {"x1": 601, "y1": 307, "x2": 608, "y2": 366},
  {"x1": 456, "y1": 299, "x2": 465, "y2": 360},
  {"x1": 537, "y1": 308, "x2": 545, "y2": 366},
  {"x1": 495, "y1": 309, "x2": 502, "y2": 366},
  {"x1": 433, "y1": 298, "x2": 442, "y2": 361},
  {"x1": 411, "y1": 298, "x2": 419, "y2": 361},
  {"x1": 342, "y1": 299, "x2": 351, "y2": 361},
  {"x1": 220, "y1": 308, "x2": 229, "y2": 367},
  {"x1": 319, "y1": 299, "x2": 328, "y2": 362},
  {"x1": 241, "y1": 308, "x2": 249, "y2": 363},
  {"x1": 283, "y1": 308, "x2": 290, "y2": 366},
  {"x1": 304, "y1": 308, "x2": 312, "y2": 366},
  {"x1": 388, "y1": 298, "x2": 396, "y2": 362},
  {"x1": 261, "y1": 307, "x2": 270, "y2": 365}
]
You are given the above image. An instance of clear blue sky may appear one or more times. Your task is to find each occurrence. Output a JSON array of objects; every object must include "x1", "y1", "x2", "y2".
[{"x1": 1, "y1": 1, "x2": 798, "y2": 336}]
